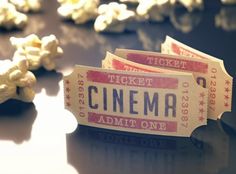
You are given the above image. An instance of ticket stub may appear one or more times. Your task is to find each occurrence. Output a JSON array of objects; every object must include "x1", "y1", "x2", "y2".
[
  {"x1": 160, "y1": 36, "x2": 233, "y2": 119},
  {"x1": 64, "y1": 65, "x2": 207, "y2": 137},
  {"x1": 114, "y1": 48, "x2": 232, "y2": 119}
]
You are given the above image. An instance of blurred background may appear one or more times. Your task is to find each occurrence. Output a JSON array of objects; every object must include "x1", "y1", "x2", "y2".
[{"x1": 0, "y1": 0, "x2": 236, "y2": 174}]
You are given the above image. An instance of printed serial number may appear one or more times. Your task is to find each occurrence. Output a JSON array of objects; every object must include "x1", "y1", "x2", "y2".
[
  {"x1": 78, "y1": 73, "x2": 86, "y2": 117},
  {"x1": 209, "y1": 68, "x2": 217, "y2": 111},
  {"x1": 181, "y1": 82, "x2": 189, "y2": 128}
]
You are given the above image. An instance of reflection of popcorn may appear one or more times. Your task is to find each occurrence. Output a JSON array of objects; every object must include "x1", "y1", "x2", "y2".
[
  {"x1": 60, "y1": 24, "x2": 114, "y2": 55},
  {"x1": 215, "y1": 6, "x2": 236, "y2": 31},
  {"x1": 170, "y1": 6, "x2": 202, "y2": 33},
  {"x1": 137, "y1": 29, "x2": 163, "y2": 51},
  {"x1": 137, "y1": 0, "x2": 171, "y2": 22},
  {"x1": 119, "y1": 0, "x2": 139, "y2": 4},
  {"x1": 0, "y1": 58, "x2": 36, "y2": 104},
  {"x1": 0, "y1": 0, "x2": 28, "y2": 29},
  {"x1": 10, "y1": 34, "x2": 63, "y2": 71},
  {"x1": 221, "y1": 0, "x2": 236, "y2": 4},
  {"x1": 9, "y1": 0, "x2": 42, "y2": 13},
  {"x1": 170, "y1": 0, "x2": 203, "y2": 12},
  {"x1": 23, "y1": 15, "x2": 45, "y2": 35},
  {"x1": 94, "y1": 2, "x2": 135, "y2": 32},
  {"x1": 57, "y1": 0, "x2": 99, "y2": 24},
  {"x1": 60, "y1": 25, "x2": 96, "y2": 49}
]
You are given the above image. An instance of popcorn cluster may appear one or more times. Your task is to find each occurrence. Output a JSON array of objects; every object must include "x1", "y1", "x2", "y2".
[
  {"x1": 137, "y1": 0, "x2": 171, "y2": 22},
  {"x1": 11, "y1": 34, "x2": 63, "y2": 71},
  {"x1": 56, "y1": 0, "x2": 206, "y2": 33},
  {"x1": 0, "y1": 0, "x2": 28, "y2": 29},
  {"x1": 0, "y1": 0, "x2": 41, "y2": 30},
  {"x1": 57, "y1": 0, "x2": 99, "y2": 24},
  {"x1": 94, "y1": 2, "x2": 135, "y2": 32},
  {"x1": 136, "y1": 0, "x2": 203, "y2": 22},
  {"x1": 9, "y1": 0, "x2": 42, "y2": 13},
  {"x1": 0, "y1": 0, "x2": 42, "y2": 30},
  {"x1": 0, "y1": 58, "x2": 36, "y2": 104},
  {"x1": 0, "y1": 34, "x2": 63, "y2": 104}
]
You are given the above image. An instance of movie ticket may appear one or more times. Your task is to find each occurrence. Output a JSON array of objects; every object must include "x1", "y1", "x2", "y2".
[
  {"x1": 160, "y1": 36, "x2": 233, "y2": 119},
  {"x1": 63, "y1": 64, "x2": 208, "y2": 137}
]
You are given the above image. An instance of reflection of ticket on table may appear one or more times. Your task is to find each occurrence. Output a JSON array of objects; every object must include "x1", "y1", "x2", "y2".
[
  {"x1": 160, "y1": 36, "x2": 232, "y2": 119},
  {"x1": 64, "y1": 64, "x2": 207, "y2": 137}
]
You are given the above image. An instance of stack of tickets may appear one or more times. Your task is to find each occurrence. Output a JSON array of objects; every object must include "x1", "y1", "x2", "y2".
[{"x1": 63, "y1": 36, "x2": 232, "y2": 137}]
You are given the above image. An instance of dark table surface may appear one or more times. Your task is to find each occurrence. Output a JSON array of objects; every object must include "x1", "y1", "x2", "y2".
[{"x1": 0, "y1": 0, "x2": 236, "y2": 174}]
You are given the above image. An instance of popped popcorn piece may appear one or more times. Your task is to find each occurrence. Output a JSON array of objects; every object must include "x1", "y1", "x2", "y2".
[
  {"x1": 170, "y1": 0, "x2": 203, "y2": 12},
  {"x1": 215, "y1": 6, "x2": 236, "y2": 31},
  {"x1": 0, "y1": 58, "x2": 36, "y2": 104},
  {"x1": 0, "y1": 0, "x2": 28, "y2": 29},
  {"x1": 9, "y1": 0, "x2": 42, "y2": 13},
  {"x1": 57, "y1": 0, "x2": 99, "y2": 24},
  {"x1": 94, "y1": 2, "x2": 135, "y2": 32},
  {"x1": 137, "y1": 0, "x2": 171, "y2": 22},
  {"x1": 221, "y1": 0, "x2": 236, "y2": 5},
  {"x1": 10, "y1": 34, "x2": 63, "y2": 71}
]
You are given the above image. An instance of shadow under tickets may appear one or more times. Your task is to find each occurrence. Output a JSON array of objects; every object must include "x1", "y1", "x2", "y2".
[
  {"x1": 33, "y1": 68, "x2": 62, "y2": 96},
  {"x1": 0, "y1": 100, "x2": 37, "y2": 144},
  {"x1": 191, "y1": 120, "x2": 230, "y2": 174},
  {"x1": 220, "y1": 114, "x2": 236, "y2": 173},
  {"x1": 66, "y1": 120, "x2": 229, "y2": 174}
]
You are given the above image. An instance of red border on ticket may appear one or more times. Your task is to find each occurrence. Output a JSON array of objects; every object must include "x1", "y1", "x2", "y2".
[{"x1": 87, "y1": 70, "x2": 178, "y2": 89}]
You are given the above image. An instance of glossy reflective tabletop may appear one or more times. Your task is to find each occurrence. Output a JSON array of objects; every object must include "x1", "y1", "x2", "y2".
[{"x1": 0, "y1": 1, "x2": 236, "y2": 174}]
